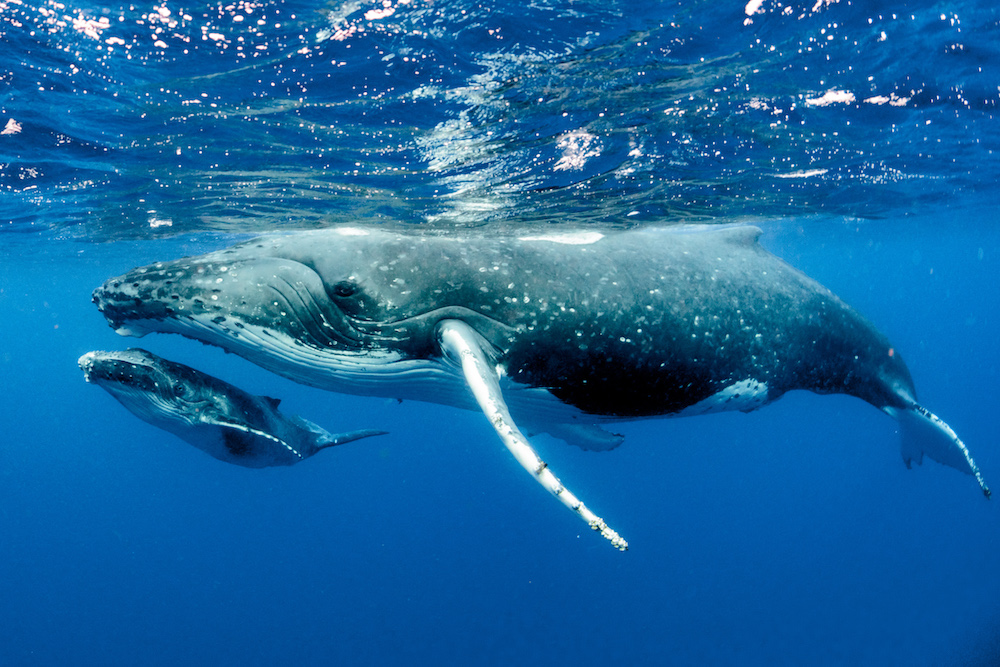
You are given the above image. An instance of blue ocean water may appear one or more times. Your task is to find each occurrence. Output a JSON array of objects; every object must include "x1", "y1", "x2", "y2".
[{"x1": 1, "y1": 0, "x2": 998, "y2": 665}]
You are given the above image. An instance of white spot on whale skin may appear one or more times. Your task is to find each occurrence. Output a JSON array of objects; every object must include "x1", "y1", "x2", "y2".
[
  {"x1": 678, "y1": 378, "x2": 770, "y2": 417},
  {"x1": 518, "y1": 232, "x2": 605, "y2": 245},
  {"x1": 334, "y1": 227, "x2": 371, "y2": 237}
]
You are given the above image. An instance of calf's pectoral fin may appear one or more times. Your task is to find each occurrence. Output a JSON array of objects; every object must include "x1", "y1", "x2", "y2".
[
  {"x1": 885, "y1": 404, "x2": 990, "y2": 498},
  {"x1": 540, "y1": 422, "x2": 625, "y2": 451},
  {"x1": 435, "y1": 319, "x2": 628, "y2": 551}
]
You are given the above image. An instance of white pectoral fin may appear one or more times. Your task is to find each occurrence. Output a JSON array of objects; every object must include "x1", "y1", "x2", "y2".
[
  {"x1": 436, "y1": 319, "x2": 628, "y2": 551},
  {"x1": 886, "y1": 404, "x2": 990, "y2": 498}
]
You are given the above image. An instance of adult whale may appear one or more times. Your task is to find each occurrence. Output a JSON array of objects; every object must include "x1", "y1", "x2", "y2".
[
  {"x1": 80, "y1": 348, "x2": 386, "y2": 468},
  {"x1": 92, "y1": 225, "x2": 990, "y2": 549}
]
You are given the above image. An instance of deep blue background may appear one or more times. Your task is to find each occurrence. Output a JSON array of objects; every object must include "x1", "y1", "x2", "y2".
[{"x1": 2, "y1": 0, "x2": 1000, "y2": 664}]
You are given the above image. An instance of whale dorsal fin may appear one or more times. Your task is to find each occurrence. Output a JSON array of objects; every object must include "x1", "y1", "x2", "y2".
[
  {"x1": 719, "y1": 225, "x2": 762, "y2": 246},
  {"x1": 262, "y1": 396, "x2": 282, "y2": 409}
]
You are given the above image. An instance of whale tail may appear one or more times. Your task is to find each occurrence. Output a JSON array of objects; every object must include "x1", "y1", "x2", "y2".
[
  {"x1": 885, "y1": 403, "x2": 990, "y2": 498},
  {"x1": 316, "y1": 429, "x2": 388, "y2": 450},
  {"x1": 290, "y1": 416, "x2": 388, "y2": 452}
]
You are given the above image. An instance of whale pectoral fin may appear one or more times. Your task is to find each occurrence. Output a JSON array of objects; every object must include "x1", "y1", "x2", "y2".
[
  {"x1": 436, "y1": 319, "x2": 628, "y2": 551},
  {"x1": 886, "y1": 404, "x2": 990, "y2": 498},
  {"x1": 542, "y1": 422, "x2": 625, "y2": 451}
]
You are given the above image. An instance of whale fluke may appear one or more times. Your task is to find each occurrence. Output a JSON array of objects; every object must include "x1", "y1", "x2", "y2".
[{"x1": 887, "y1": 404, "x2": 990, "y2": 498}]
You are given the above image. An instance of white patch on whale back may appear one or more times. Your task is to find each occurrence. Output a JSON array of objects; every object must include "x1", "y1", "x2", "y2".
[
  {"x1": 677, "y1": 378, "x2": 770, "y2": 417},
  {"x1": 517, "y1": 231, "x2": 604, "y2": 245},
  {"x1": 333, "y1": 227, "x2": 371, "y2": 236}
]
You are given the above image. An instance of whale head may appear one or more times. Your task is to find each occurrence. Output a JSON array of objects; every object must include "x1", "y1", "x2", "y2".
[
  {"x1": 79, "y1": 348, "x2": 217, "y2": 427},
  {"x1": 91, "y1": 228, "x2": 516, "y2": 394}
]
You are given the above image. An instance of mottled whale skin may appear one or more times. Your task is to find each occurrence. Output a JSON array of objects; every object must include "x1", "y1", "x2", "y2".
[
  {"x1": 92, "y1": 225, "x2": 990, "y2": 547},
  {"x1": 79, "y1": 348, "x2": 386, "y2": 468}
]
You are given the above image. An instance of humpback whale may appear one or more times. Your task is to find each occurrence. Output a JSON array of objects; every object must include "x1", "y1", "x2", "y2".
[
  {"x1": 92, "y1": 225, "x2": 990, "y2": 549},
  {"x1": 79, "y1": 348, "x2": 386, "y2": 468}
]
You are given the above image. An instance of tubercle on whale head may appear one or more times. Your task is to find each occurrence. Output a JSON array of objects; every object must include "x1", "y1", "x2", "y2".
[
  {"x1": 91, "y1": 236, "x2": 518, "y2": 368},
  {"x1": 91, "y1": 256, "x2": 426, "y2": 389},
  {"x1": 91, "y1": 253, "x2": 331, "y2": 340},
  {"x1": 91, "y1": 266, "x2": 185, "y2": 336},
  {"x1": 78, "y1": 348, "x2": 174, "y2": 397}
]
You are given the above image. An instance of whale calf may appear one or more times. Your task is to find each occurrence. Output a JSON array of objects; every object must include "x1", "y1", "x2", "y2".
[
  {"x1": 92, "y1": 225, "x2": 990, "y2": 549},
  {"x1": 80, "y1": 348, "x2": 386, "y2": 468}
]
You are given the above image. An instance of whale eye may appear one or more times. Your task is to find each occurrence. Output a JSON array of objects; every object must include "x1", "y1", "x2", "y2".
[
  {"x1": 173, "y1": 383, "x2": 187, "y2": 398},
  {"x1": 328, "y1": 279, "x2": 373, "y2": 320},
  {"x1": 332, "y1": 280, "x2": 358, "y2": 298}
]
